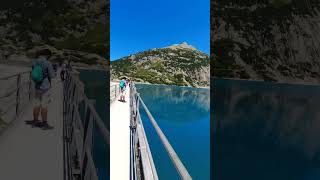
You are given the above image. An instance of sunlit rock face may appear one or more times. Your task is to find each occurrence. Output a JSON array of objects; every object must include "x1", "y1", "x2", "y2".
[
  {"x1": 111, "y1": 43, "x2": 210, "y2": 88},
  {"x1": 211, "y1": 0, "x2": 320, "y2": 84}
]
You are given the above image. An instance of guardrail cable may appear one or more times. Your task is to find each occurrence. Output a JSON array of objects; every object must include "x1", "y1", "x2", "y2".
[
  {"x1": 130, "y1": 83, "x2": 192, "y2": 180},
  {"x1": 63, "y1": 70, "x2": 109, "y2": 180},
  {"x1": 0, "y1": 71, "x2": 34, "y2": 123}
]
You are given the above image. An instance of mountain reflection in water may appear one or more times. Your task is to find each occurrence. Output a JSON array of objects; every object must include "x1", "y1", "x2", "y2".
[
  {"x1": 212, "y1": 79, "x2": 320, "y2": 180},
  {"x1": 136, "y1": 84, "x2": 210, "y2": 180},
  {"x1": 136, "y1": 84, "x2": 209, "y2": 123}
]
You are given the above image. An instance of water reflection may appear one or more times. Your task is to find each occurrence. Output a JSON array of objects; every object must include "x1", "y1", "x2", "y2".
[
  {"x1": 137, "y1": 84, "x2": 210, "y2": 123},
  {"x1": 213, "y1": 79, "x2": 320, "y2": 180},
  {"x1": 137, "y1": 84, "x2": 210, "y2": 180}
]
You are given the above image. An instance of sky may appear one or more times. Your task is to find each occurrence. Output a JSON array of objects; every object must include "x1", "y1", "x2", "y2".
[{"x1": 110, "y1": 0, "x2": 210, "y2": 61}]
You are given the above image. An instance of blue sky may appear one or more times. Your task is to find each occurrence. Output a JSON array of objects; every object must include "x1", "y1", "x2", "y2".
[{"x1": 110, "y1": 0, "x2": 210, "y2": 61}]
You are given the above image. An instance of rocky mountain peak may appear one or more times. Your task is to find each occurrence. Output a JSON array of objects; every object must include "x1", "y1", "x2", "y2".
[
  {"x1": 166, "y1": 42, "x2": 197, "y2": 51},
  {"x1": 111, "y1": 43, "x2": 209, "y2": 87}
]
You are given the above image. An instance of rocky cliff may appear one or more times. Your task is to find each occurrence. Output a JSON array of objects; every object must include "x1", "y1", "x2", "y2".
[
  {"x1": 211, "y1": 0, "x2": 320, "y2": 84},
  {"x1": 110, "y1": 42, "x2": 210, "y2": 87},
  {"x1": 0, "y1": 0, "x2": 108, "y2": 68}
]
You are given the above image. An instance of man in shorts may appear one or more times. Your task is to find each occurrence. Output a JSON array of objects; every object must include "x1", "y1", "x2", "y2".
[
  {"x1": 30, "y1": 49, "x2": 55, "y2": 129},
  {"x1": 119, "y1": 77, "x2": 127, "y2": 102}
]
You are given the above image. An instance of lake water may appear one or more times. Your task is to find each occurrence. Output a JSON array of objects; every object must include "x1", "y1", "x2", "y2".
[
  {"x1": 136, "y1": 84, "x2": 210, "y2": 180},
  {"x1": 212, "y1": 78, "x2": 320, "y2": 180},
  {"x1": 78, "y1": 69, "x2": 109, "y2": 180}
]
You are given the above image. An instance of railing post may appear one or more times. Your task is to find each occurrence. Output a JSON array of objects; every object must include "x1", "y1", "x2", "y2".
[
  {"x1": 131, "y1": 82, "x2": 191, "y2": 180},
  {"x1": 0, "y1": 71, "x2": 36, "y2": 127},
  {"x1": 28, "y1": 72, "x2": 32, "y2": 100},
  {"x1": 139, "y1": 96, "x2": 192, "y2": 180},
  {"x1": 64, "y1": 69, "x2": 110, "y2": 180},
  {"x1": 15, "y1": 73, "x2": 21, "y2": 116}
]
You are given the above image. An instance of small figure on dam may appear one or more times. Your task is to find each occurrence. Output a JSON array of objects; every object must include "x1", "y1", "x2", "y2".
[{"x1": 119, "y1": 77, "x2": 127, "y2": 102}]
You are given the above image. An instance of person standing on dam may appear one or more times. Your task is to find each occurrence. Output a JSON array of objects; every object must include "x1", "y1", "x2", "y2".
[
  {"x1": 28, "y1": 49, "x2": 55, "y2": 130},
  {"x1": 119, "y1": 77, "x2": 127, "y2": 102}
]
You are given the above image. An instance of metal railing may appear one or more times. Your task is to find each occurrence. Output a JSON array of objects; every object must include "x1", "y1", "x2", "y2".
[
  {"x1": 129, "y1": 83, "x2": 192, "y2": 180},
  {"x1": 110, "y1": 84, "x2": 120, "y2": 103},
  {"x1": 63, "y1": 70, "x2": 109, "y2": 180},
  {"x1": 0, "y1": 71, "x2": 34, "y2": 125}
]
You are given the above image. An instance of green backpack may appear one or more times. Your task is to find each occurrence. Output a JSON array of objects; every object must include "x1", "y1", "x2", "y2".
[
  {"x1": 120, "y1": 80, "x2": 125, "y2": 88},
  {"x1": 31, "y1": 63, "x2": 43, "y2": 83}
]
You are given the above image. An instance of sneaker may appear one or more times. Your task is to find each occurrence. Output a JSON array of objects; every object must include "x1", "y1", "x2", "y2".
[
  {"x1": 29, "y1": 120, "x2": 43, "y2": 128},
  {"x1": 41, "y1": 122, "x2": 53, "y2": 130}
]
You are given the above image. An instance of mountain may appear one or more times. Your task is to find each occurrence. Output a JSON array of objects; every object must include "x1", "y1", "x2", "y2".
[
  {"x1": 212, "y1": 0, "x2": 320, "y2": 84},
  {"x1": 0, "y1": 0, "x2": 108, "y2": 68},
  {"x1": 110, "y1": 42, "x2": 210, "y2": 87}
]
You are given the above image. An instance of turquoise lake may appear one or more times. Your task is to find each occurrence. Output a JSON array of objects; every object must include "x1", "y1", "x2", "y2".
[
  {"x1": 212, "y1": 78, "x2": 320, "y2": 180},
  {"x1": 136, "y1": 84, "x2": 210, "y2": 180}
]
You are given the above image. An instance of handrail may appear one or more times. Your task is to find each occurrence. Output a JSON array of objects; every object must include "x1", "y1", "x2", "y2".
[
  {"x1": 0, "y1": 71, "x2": 30, "y2": 80},
  {"x1": 130, "y1": 83, "x2": 158, "y2": 180},
  {"x1": 139, "y1": 96, "x2": 192, "y2": 180},
  {"x1": 130, "y1": 83, "x2": 192, "y2": 180},
  {"x1": 0, "y1": 71, "x2": 34, "y2": 123},
  {"x1": 0, "y1": 81, "x2": 31, "y2": 99},
  {"x1": 63, "y1": 69, "x2": 109, "y2": 180},
  {"x1": 110, "y1": 84, "x2": 120, "y2": 103}
]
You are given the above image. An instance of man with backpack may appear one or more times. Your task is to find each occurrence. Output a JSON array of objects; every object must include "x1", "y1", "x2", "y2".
[
  {"x1": 119, "y1": 77, "x2": 127, "y2": 102},
  {"x1": 30, "y1": 49, "x2": 55, "y2": 130}
]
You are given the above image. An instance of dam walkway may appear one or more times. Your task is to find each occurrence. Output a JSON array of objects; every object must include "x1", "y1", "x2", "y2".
[
  {"x1": 0, "y1": 71, "x2": 64, "y2": 180},
  {"x1": 0, "y1": 67, "x2": 109, "y2": 180},
  {"x1": 110, "y1": 81, "x2": 192, "y2": 180}
]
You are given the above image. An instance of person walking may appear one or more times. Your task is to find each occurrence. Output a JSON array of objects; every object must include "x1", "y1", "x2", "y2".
[
  {"x1": 29, "y1": 49, "x2": 55, "y2": 130},
  {"x1": 119, "y1": 77, "x2": 127, "y2": 102}
]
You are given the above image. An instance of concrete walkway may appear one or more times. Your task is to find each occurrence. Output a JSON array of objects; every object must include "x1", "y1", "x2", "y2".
[
  {"x1": 0, "y1": 77, "x2": 64, "y2": 180},
  {"x1": 110, "y1": 84, "x2": 131, "y2": 180}
]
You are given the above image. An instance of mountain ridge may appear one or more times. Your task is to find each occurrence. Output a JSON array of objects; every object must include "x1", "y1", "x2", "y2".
[
  {"x1": 211, "y1": 0, "x2": 320, "y2": 84},
  {"x1": 111, "y1": 42, "x2": 210, "y2": 87}
]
